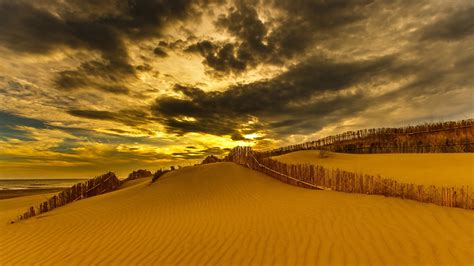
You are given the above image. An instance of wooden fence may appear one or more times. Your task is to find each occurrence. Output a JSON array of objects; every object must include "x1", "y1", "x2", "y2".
[
  {"x1": 151, "y1": 169, "x2": 171, "y2": 183},
  {"x1": 260, "y1": 119, "x2": 474, "y2": 156},
  {"x1": 225, "y1": 146, "x2": 473, "y2": 209},
  {"x1": 124, "y1": 169, "x2": 152, "y2": 182},
  {"x1": 12, "y1": 172, "x2": 121, "y2": 223},
  {"x1": 201, "y1": 155, "x2": 221, "y2": 164}
]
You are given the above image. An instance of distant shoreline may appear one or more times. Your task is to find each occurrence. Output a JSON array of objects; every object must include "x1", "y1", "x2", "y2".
[
  {"x1": 0, "y1": 188, "x2": 64, "y2": 200},
  {"x1": 0, "y1": 179, "x2": 86, "y2": 199}
]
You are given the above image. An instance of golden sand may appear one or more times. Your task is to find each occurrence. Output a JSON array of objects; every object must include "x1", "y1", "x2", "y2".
[
  {"x1": 1, "y1": 162, "x2": 473, "y2": 265},
  {"x1": 273, "y1": 151, "x2": 474, "y2": 187}
]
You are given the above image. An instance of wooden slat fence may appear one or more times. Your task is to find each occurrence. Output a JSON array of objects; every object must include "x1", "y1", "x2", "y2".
[
  {"x1": 124, "y1": 169, "x2": 152, "y2": 182},
  {"x1": 151, "y1": 169, "x2": 170, "y2": 183},
  {"x1": 224, "y1": 146, "x2": 473, "y2": 209},
  {"x1": 12, "y1": 172, "x2": 121, "y2": 223},
  {"x1": 260, "y1": 119, "x2": 474, "y2": 156}
]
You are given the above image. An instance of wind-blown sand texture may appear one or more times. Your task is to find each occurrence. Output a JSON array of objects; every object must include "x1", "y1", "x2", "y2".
[
  {"x1": 1, "y1": 162, "x2": 473, "y2": 265},
  {"x1": 273, "y1": 151, "x2": 474, "y2": 187}
]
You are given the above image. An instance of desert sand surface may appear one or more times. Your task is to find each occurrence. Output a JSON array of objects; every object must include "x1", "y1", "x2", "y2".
[
  {"x1": 1, "y1": 162, "x2": 473, "y2": 265},
  {"x1": 273, "y1": 151, "x2": 474, "y2": 187}
]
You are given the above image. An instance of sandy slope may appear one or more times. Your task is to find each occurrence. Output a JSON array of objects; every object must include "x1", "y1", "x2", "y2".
[
  {"x1": 1, "y1": 162, "x2": 473, "y2": 265},
  {"x1": 273, "y1": 151, "x2": 474, "y2": 187}
]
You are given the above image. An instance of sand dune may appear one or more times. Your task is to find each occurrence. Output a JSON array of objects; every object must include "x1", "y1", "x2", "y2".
[
  {"x1": 273, "y1": 151, "x2": 474, "y2": 187},
  {"x1": 1, "y1": 162, "x2": 473, "y2": 265}
]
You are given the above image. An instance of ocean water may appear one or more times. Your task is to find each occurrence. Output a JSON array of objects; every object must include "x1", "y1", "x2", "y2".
[{"x1": 0, "y1": 179, "x2": 86, "y2": 191}]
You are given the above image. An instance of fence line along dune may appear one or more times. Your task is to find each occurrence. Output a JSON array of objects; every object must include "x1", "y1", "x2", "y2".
[
  {"x1": 223, "y1": 146, "x2": 473, "y2": 209},
  {"x1": 123, "y1": 169, "x2": 152, "y2": 182},
  {"x1": 12, "y1": 172, "x2": 121, "y2": 223},
  {"x1": 260, "y1": 119, "x2": 474, "y2": 157},
  {"x1": 12, "y1": 165, "x2": 183, "y2": 223}
]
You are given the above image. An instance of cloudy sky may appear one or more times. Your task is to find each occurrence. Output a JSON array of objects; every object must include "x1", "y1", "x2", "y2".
[{"x1": 0, "y1": 0, "x2": 472, "y2": 179}]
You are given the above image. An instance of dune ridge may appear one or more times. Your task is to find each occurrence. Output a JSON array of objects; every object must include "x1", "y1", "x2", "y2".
[{"x1": 1, "y1": 162, "x2": 473, "y2": 265}]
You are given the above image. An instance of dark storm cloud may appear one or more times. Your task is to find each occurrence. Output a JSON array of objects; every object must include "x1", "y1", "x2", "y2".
[
  {"x1": 152, "y1": 55, "x2": 405, "y2": 136},
  {"x1": 153, "y1": 47, "x2": 168, "y2": 57},
  {"x1": 48, "y1": 139, "x2": 83, "y2": 154},
  {"x1": 55, "y1": 60, "x2": 134, "y2": 94},
  {"x1": 419, "y1": 6, "x2": 474, "y2": 41},
  {"x1": 67, "y1": 110, "x2": 118, "y2": 120},
  {"x1": 380, "y1": 52, "x2": 474, "y2": 104},
  {"x1": 0, "y1": 2, "x2": 130, "y2": 68},
  {"x1": 0, "y1": 2, "x2": 98, "y2": 54},
  {"x1": 184, "y1": 1, "x2": 265, "y2": 74},
  {"x1": 172, "y1": 146, "x2": 228, "y2": 159},
  {"x1": 216, "y1": 1, "x2": 267, "y2": 53},
  {"x1": 0, "y1": 0, "x2": 216, "y2": 93},
  {"x1": 185, "y1": 0, "x2": 372, "y2": 74},
  {"x1": 157, "y1": 39, "x2": 187, "y2": 49},
  {"x1": 185, "y1": 41, "x2": 247, "y2": 74},
  {"x1": 135, "y1": 63, "x2": 153, "y2": 72},
  {"x1": 0, "y1": 0, "x2": 203, "y2": 55},
  {"x1": 0, "y1": 110, "x2": 160, "y2": 146},
  {"x1": 60, "y1": 126, "x2": 164, "y2": 145},
  {"x1": 0, "y1": 111, "x2": 47, "y2": 141},
  {"x1": 267, "y1": 0, "x2": 371, "y2": 58},
  {"x1": 67, "y1": 108, "x2": 154, "y2": 127}
]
